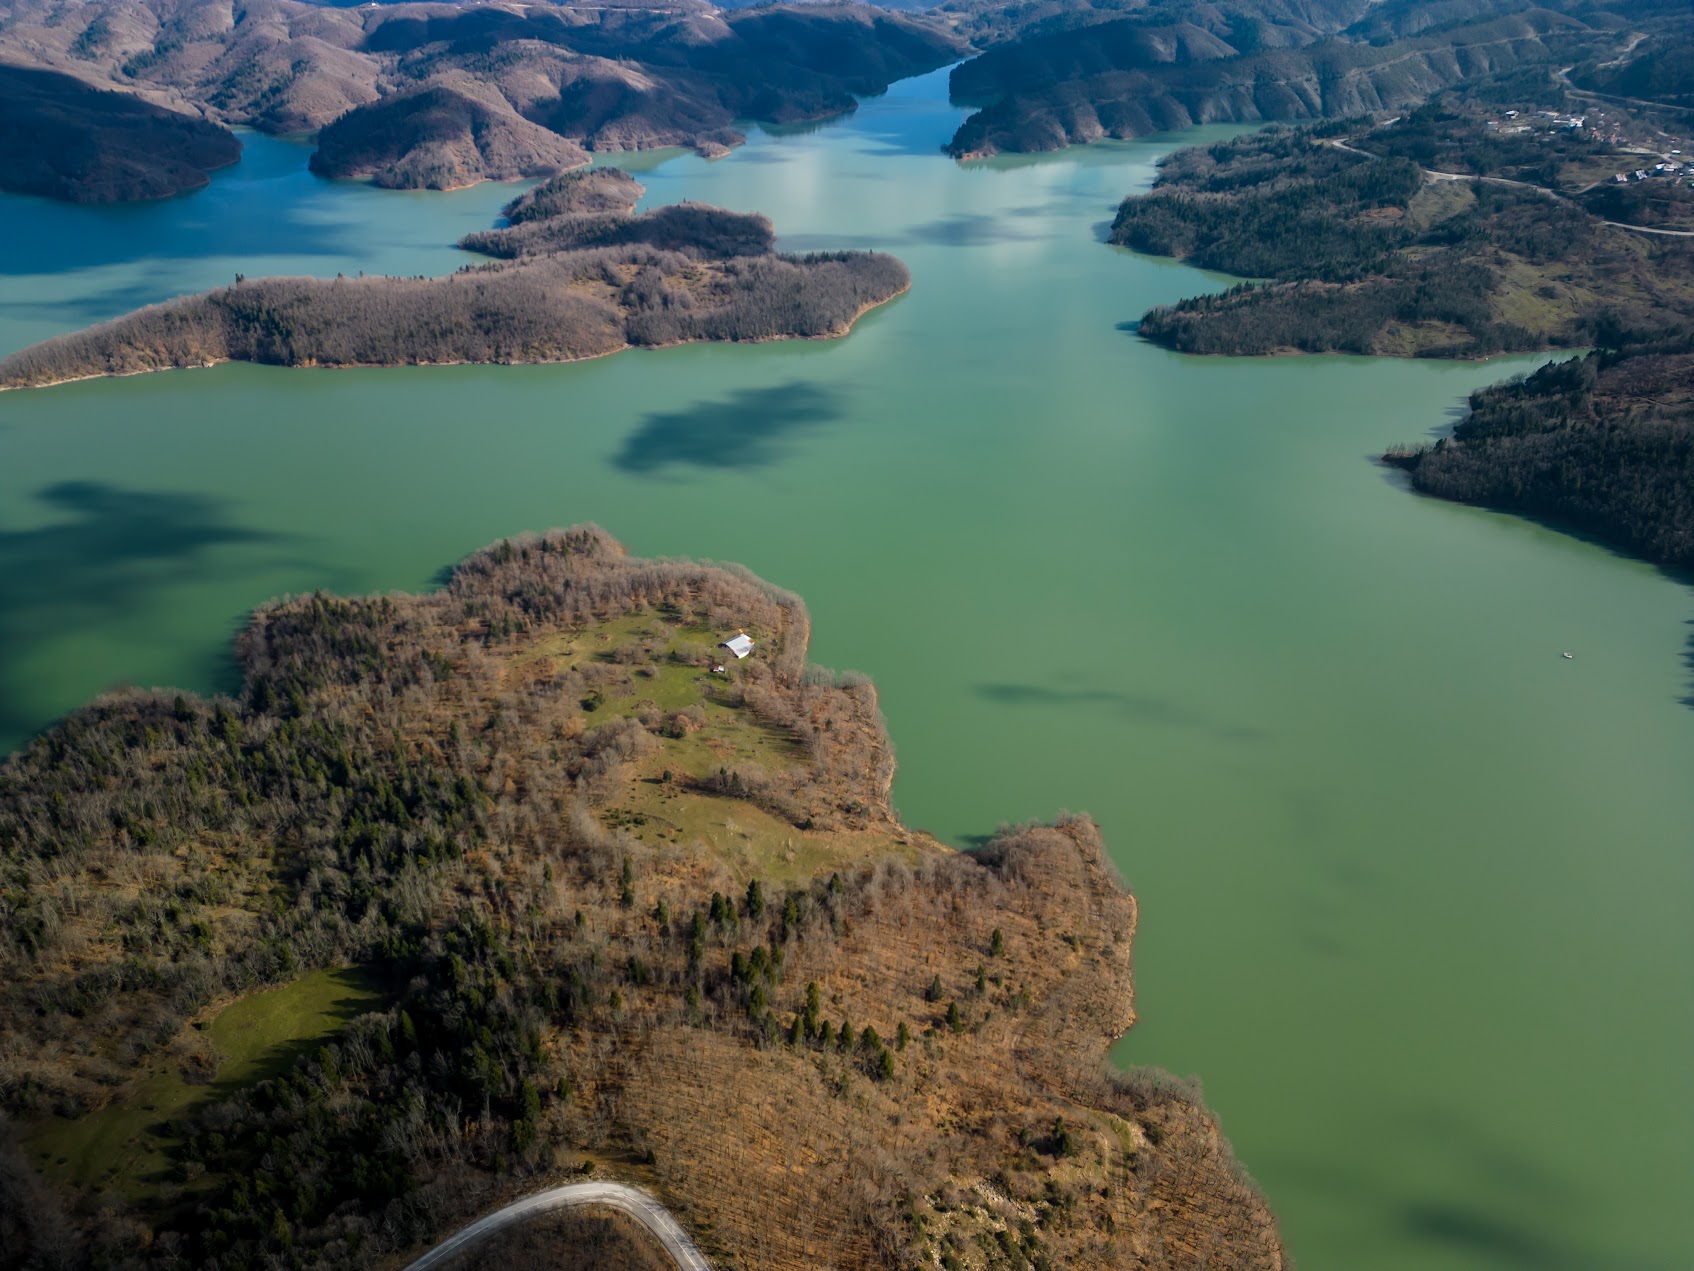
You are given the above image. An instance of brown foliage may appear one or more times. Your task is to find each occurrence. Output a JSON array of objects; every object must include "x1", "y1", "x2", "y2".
[
  {"x1": 0, "y1": 187, "x2": 908, "y2": 390},
  {"x1": 0, "y1": 528, "x2": 1283, "y2": 1270}
]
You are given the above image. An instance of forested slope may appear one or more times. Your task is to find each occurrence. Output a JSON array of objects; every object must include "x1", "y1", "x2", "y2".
[
  {"x1": 0, "y1": 528, "x2": 1288, "y2": 1270},
  {"x1": 1390, "y1": 334, "x2": 1694, "y2": 570},
  {"x1": 1112, "y1": 121, "x2": 1694, "y2": 357},
  {"x1": 0, "y1": 65, "x2": 240, "y2": 202}
]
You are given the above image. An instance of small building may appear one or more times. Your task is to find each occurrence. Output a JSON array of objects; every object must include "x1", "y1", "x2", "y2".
[{"x1": 721, "y1": 633, "x2": 754, "y2": 660}]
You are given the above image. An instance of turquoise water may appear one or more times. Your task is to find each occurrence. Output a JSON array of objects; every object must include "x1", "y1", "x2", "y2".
[{"x1": 1, "y1": 69, "x2": 1690, "y2": 1269}]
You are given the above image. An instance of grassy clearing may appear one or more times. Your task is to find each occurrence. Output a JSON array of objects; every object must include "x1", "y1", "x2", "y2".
[
  {"x1": 600, "y1": 662, "x2": 717, "y2": 714},
  {"x1": 1407, "y1": 178, "x2": 1476, "y2": 230},
  {"x1": 530, "y1": 609, "x2": 910, "y2": 884},
  {"x1": 608, "y1": 787, "x2": 835, "y2": 886},
  {"x1": 24, "y1": 967, "x2": 385, "y2": 1200},
  {"x1": 553, "y1": 612, "x2": 802, "y2": 777}
]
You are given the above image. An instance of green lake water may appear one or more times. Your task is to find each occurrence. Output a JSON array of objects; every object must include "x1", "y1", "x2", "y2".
[{"x1": 2, "y1": 68, "x2": 1690, "y2": 1269}]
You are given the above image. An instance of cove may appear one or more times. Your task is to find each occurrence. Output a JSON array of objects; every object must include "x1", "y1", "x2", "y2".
[{"x1": 2, "y1": 68, "x2": 1691, "y2": 1271}]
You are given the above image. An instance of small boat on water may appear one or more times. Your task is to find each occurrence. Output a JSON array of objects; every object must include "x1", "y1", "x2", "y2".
[{"x1": 1562, "y1": 651, "x2": 1575, "y2": 660}]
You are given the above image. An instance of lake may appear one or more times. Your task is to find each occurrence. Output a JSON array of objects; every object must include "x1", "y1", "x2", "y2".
[{"x1": 1, "y1": 67, "x2": 1689, "y2": 1270}]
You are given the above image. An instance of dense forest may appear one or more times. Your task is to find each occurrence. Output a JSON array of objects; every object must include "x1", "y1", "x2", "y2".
[
  {"x1": 1388, "y1": 331, "x2": 1694, "y2": 570},
  {"x1": 1113, "y1": 120, "x2": 1694, "y2": 358},
  {"x1": 0, "y1": 528, "x2": 1287, "y2": 1270},
  {"x1": 0, "y1": 0, "x2": 964, "y2": 196},
  {"x1": 0, "y1": 176, "x2": 907, "y2": 391},
  {"x1": 0, "y1": 65, "x2": 239, "y2": 203}
]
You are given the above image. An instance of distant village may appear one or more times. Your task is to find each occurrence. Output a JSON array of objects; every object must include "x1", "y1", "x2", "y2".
[{"x1": 1482, "y1": 105, "x2": 1692, "y2": 187}]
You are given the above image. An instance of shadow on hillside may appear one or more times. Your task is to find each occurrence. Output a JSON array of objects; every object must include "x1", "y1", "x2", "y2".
[{"x1": 614, "y1": 381, "x2": 843, "y2": 475}]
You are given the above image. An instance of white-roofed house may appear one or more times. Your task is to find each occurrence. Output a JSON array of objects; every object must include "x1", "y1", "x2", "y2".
[{"x1": 721, "y1": 633, "x2": 754, "y2": 659}]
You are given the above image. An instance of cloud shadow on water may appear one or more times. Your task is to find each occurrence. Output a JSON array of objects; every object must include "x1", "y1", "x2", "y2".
[
  {"x1": 1269, "y1": 1121, "x2": 1634, "y2": 1271},
  {"x1": 0, "y1": 482, "x2": 297, "y2": 744},
  {"x1": 1681, "y1": 616, "x2": 1694, "y2": 712},
  {"x1": 975, "y1": 681, "x2": 1266, "y2": 743},
  {"x1": 903, "y1": 213, "x2": 1039, "y2": 247},
  {"x1": 778, "y1": 211, "x2": 1042, "y2": 254},
  {"x1": 614, "y1": 381, "x2": 844, "y2": 476},
  {"x1": 1400, "y1": 1202, "x2": 1593, "y2": 1271}
]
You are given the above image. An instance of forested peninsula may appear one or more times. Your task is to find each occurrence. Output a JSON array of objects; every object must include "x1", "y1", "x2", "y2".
[
  {"x1": 1388, "y1": 334, "x2": 1694, "y2": 571},
  {"x1": 0, "y1": 65, "x2": 240, "y2": 203},
  {"x1": 0, "y1": 528, "x2": 1287, "y2": 1270},
  {"x1": 0, "y1": 170, "x2": 907, "y2": 390},
  {"x1": 1108, "y1": 71, "x2": 1694, "y2": 573}
]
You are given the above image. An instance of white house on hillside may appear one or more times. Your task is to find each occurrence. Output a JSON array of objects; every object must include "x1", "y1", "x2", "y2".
[{"x1": 721, "y1": 633, "x2": 754, "y2": 659}]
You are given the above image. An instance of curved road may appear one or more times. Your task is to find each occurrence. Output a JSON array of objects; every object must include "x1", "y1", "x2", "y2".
[
  {"x1": 1326, "y1": 138, "x2": 1694, "y2": 238},
  {"x1": 402, "y1": 1181, "x2": 712, "y2": 1271}
]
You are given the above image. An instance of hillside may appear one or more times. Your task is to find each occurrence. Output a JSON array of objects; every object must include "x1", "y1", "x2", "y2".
[
  {"x1": 1111, "y1": 116, "x2": 1694, "y2": 358},
  {"x1": 945, "y1": 4, "x2": 1627, "y2": 157},
  {"x1": 1571, "y1": 14, "x2": 1694, "y2": 110},
  {"x1": 308, "y1": 83, "x2": 587, "y2": 190},
  {"x1": 0, "y1": 175, "x2": 906, "y2": 390},
  {"x1": 0, "y1": 0, "x2": 965, "y2": 199},
  {"x1": 0, "y1": 64, "x2": 240, "y2": 202},
  {"x1": 940, "y1": 0, "x2": 1373, "y2": 54},
  {"x1": 0, "y1": 528, "x2": 1287, "y2": 1270}
]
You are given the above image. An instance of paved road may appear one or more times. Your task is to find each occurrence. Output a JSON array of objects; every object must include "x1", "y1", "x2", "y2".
[
  {"x1": 1601, "y1": 219, "x2": 1694, "y2": 237},
  {"x1": 402, "y1": 1181, "x2": 712, "y2": 1271},
  {"x1": 1325, "y1": 138, "x2": 1694, "y2": 237}
]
